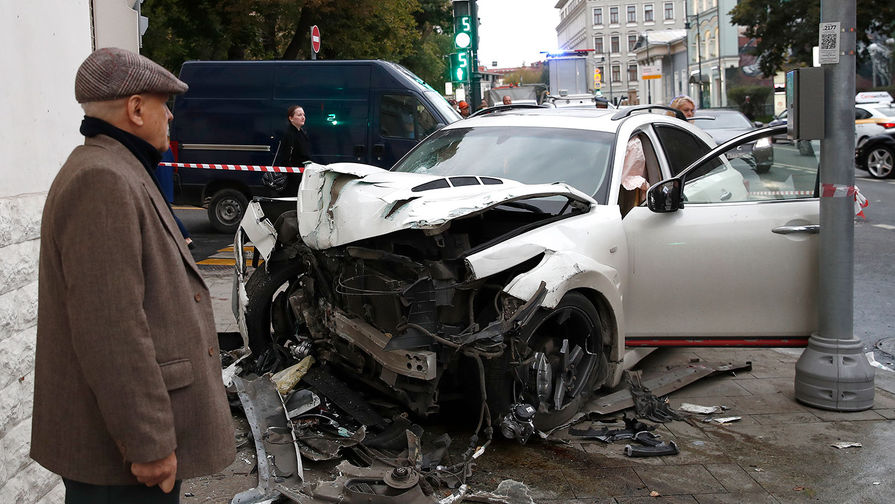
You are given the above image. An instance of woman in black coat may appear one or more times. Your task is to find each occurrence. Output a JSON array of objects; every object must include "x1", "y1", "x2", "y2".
[{"x1": 265, "y1": 105, "x2": 312, "y2": 194}]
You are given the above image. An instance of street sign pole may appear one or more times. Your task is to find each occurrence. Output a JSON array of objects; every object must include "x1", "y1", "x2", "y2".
[{"x1": 794, "y1": 0, "x2": 874, "y2": 411}]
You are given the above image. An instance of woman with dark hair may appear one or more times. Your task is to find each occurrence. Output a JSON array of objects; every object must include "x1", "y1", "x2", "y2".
[{"x1": 265, "y1": 105, "x2": 312, "y2": 193}]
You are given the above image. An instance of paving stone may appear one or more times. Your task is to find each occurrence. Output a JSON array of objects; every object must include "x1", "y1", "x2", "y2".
[
  {"x1": 809, "y1": 409, "x2": 885, "y2": 422},
  {"x1": 873, "y1": 408, "x2": 895, "y2": 419},
  {"x1": 633, "y1": 465, "x2": 725, "y2": 496},
  {"x1": 581, "y1": 442, "x2": 667, "y2": 467},
  {"x1": 561, "y1": 467, "x2": 651, "y2": 499},
  {"x1": 868, "y1": 389, "x2": 895, "y2": 409},
  {"x1": 749, "y1": 411, "x2": 822, "y2": 425},
  {"x1": 667, "y1": 377, "x2": 753, "y2": 398},
  {"x1": 616, "y1": 496, "x2": 699, "y2": 504},
  {"x1": 704, "y1": 464, "x2": 764, "y2": 493},
  {"x1": 693, "y1": 492, "x2": 779, "y2": 504},
  {"x1": 732, "y1": 377, "x2": 796, "y2": 396}
]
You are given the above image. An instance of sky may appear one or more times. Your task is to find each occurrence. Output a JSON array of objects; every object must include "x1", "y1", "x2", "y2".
[{"x1": 474, "y1": 0, "x2": 561, "y2": 69}]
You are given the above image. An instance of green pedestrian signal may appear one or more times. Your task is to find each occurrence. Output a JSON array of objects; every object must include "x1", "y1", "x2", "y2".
[{"x1": 450, "y1": 51, "x2": 470, "y2": 82}]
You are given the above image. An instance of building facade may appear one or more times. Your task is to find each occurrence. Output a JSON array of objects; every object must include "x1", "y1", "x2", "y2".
[
  {"x1": 555, "y1": 0, "x2": 686, "y2": 104},
  {"x1": 685, "y1": 0, "x2": 740, "y2": 108}
]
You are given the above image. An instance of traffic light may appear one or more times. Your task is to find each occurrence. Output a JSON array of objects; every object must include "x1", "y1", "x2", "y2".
[
  {"x1": 454, "y1": 15, "x2": 472, "y2": 50},
  {"x1": 451, "y1": 0, "x2": 476, "y2": 83},
  {"x1": 450, "y1": 51, "x2": 470, "y2": 82}
]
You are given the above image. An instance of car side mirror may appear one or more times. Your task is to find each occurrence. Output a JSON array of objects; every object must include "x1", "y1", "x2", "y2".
[
  {"x1": 753, "y1": 121, "x2": 764, "y2": 128},
  {"x1": 647, "y1": 179, "x2": 683, "y2": 213}
]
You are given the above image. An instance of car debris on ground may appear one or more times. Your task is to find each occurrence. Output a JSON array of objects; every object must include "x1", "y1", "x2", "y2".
[{"x1": 220, "y1": 348, "x2": 750, "y2": 502}]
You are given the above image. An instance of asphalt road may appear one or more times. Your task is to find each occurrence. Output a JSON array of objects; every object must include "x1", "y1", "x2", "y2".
[{"x1": 175, "y1": 165, "x2": 894, "y2": 362}]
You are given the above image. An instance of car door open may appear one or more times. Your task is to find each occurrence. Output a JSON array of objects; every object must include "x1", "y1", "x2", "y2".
[{"x1": 621, "y1": 126, "x2": 820, "y2": 346}]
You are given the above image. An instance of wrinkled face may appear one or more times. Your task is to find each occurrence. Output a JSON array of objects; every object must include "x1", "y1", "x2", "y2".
[
  {"x1": 140, "y1": 93, "x2": 173, "y2": 152},
  {"x1": 502, "y1": 96, "x2": 512, "y2": 105},
  {"x1": 290, "y1": 107, "x2": 306, "y2": 129}
]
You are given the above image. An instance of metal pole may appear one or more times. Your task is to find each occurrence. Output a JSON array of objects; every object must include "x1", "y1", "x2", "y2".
[
  {"x1": 794, "y1": 0, "x2": 874, "y2": 411},
  {"x1": 470, "y1": 0, "x2": 481, "y2": 110},
  {"x1": 645, "y1": 35, "x2": 652, "y2": 104},
  {"x1": 608, "y1": 42, "x2": 614, "y2": 103}
]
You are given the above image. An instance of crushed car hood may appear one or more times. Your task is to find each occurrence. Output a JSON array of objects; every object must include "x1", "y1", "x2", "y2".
[{"x1": 297, "y1": 163, "x2": 595, "y2": 249}]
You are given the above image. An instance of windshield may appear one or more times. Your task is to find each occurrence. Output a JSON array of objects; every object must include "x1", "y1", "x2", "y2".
[
  {"x1": 391, "y1": 126, "x2": 614, "y2": 198},
  {"x1": 696, "y1": 111, "x2": 753, "y2": 129}
]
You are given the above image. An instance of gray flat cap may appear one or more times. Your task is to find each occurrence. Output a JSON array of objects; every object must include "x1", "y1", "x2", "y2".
[{"x1": 75, "y1": 47, "x2": 188, "y2": 103}]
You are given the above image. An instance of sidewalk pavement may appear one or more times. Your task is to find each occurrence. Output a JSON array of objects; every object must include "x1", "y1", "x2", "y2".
[{"x1": 197, "y1": 266, "x2": 895, "y2": 504}]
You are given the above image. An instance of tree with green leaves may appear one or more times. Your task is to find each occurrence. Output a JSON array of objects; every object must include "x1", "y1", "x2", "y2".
[
  {"x1": 729, "y1": 0, "x2": 895, "y2": 77},
  {"x1": 142, "y1": 0, "x2": 452, "y2": 90}
]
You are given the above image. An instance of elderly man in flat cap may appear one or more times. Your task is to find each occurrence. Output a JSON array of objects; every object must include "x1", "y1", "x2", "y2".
[{"x1": 30, "y1": 47, "x2": 234, "y2": 503}]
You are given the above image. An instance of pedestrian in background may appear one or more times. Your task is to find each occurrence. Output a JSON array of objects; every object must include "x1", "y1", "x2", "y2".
[
  {"x1": 668, "y1": 95, "x2": 696, "y2": 119},
  {"x1": 31, "y1": 47, "x2": 235, "y2": 503},
  {"x1": 458, "y1": 100, "x2": 470, "y2": 117},
  {"x1": 502, "y1": 95, "x2": 512, "y2": 105},
  {"x1": 266, "y1": 104, "x2": 312, "y2": 195}
]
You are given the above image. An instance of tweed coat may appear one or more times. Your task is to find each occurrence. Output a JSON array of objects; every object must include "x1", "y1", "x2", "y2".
[{"x1": 31, "y1": 134, "x2": 235, "y2": 484}]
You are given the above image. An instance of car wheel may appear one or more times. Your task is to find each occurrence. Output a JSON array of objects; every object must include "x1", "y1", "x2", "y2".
[
  {"x1": 207, "y1": 188, "x2": 248, "y2": 233},
  {"x1": 865, "y1": 145, "x2": 895, "y2": 179},
  {"x1": 487, "y1": 292, "x2": 605, "y2": 431},
  {"x1": 243, "y1": 260, "x2": 307, "y2": 357}
]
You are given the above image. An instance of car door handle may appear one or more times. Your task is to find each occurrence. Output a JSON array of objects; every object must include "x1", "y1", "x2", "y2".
[
  {"x1": 373, "y1": 143, "x2": 385, "y2": 160},
  {"x1": 719, "y1": 190, "x2": 732, "y2": 201},
  {"x1": 353, "y1": 145, "x2": 365, "y2": 159},
  {"x1": 772, "y1": 225, "x2": 820, "y2": 235}
]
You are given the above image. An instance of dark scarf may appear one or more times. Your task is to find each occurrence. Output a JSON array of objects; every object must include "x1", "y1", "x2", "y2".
[{"x1": 79, "y1": 116, "x2": 175, "y2": 218}]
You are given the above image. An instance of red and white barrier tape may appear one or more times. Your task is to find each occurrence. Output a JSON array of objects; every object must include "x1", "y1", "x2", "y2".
[
  {"x1": 158, "y1": 162, "x2": 304, "y2": 173},
  {"x1": 818, "y1": 184, "x2": 869, "y2": 218},
  {"x1": 748, "y1": 190, "x2": 815, "y2": 196}
]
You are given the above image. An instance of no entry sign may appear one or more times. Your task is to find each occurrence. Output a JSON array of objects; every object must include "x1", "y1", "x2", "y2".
[{"x1": 311, "y1": 25, "x2": 321, "y2": 54}]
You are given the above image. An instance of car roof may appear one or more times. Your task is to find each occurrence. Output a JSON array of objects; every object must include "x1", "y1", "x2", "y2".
[{"x1": 444, "y1": 107, "x2": 684, "y2": 134}]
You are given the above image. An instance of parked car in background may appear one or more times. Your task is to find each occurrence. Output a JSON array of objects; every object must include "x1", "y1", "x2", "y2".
[
  {"x1": 231, "y1": 104, "x2": 818, "y2": 442},
  {"x1": 855, "y1": 102, "x2": 895, "y2": 144},
  {"x1": 767, "y1": 107, "x2": 886, "y2": 155},
  {"x1": 855, "y1": 131, "x2": 895, "y2": 178},
  {"x1": 692, "y1": 109, "x2": 773, "y2": 172}
]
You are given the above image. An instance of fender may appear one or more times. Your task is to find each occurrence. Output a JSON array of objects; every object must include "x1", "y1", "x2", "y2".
[{"x1": 501, "y1": 250, "x2": 629, "y2": 387}]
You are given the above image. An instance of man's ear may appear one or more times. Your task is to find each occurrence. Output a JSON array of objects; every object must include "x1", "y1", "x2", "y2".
[{"x1": 125, "y1": 95, "x2": 145, "y2": 127}]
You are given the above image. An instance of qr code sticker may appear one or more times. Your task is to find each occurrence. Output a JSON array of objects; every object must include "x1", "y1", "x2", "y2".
[{"x1": 821, "y1": 33, "x2": 837, "y2": 50}]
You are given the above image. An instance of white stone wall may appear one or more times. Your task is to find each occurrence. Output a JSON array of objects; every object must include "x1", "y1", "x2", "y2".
[{"x1": 1, "y1": 1, "x2": 92, "y2": 501}]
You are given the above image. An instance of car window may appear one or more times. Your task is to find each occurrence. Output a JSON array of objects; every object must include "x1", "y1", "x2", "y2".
[
  {"x1": 654, "y1": 125, "x2": 714, "y2": 175},
  {"x1": 380, "y1": 94, "x2": 439, "y2": 140},
  {"x1": 682, "y1": 129, "x2": 818, "y2": 204},
  {"x1": 392, "y1": 126, "x2": 614, "y2": 200},
  {"x1": 855, "y1": 107, "x2": 872, "y2": 120}
]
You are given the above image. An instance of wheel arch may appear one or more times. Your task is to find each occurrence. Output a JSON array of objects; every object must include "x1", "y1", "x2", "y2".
[
  {"x1": 503, "y1": 250, "x2": 626, "y2": 384},
  {"x1": 202, "y1": 179, "x2": 252, "y2": 204}
]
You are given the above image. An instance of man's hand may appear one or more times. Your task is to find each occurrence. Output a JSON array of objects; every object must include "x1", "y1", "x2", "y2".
[{"x1": 130, "y1": 452, "x2": 177, "y2": 493}]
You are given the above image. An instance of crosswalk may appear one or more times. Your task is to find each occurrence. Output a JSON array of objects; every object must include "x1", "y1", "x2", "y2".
[{"x1": 197, "y1": 244, "x2": 256, "y2": 267}]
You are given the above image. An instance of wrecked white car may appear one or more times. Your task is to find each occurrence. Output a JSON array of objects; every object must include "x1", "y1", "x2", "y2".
[{"x1": 232, "y1": 106, "x2": 820, "y2": 442}]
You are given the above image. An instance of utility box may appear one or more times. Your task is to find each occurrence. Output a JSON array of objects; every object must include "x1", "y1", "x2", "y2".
[{"x1": 786, "y1": 67, "x2": 825, "y2": 140}]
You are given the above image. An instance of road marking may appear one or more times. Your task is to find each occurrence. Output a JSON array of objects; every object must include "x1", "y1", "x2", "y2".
[
  {"x1": 197, "y1": 245, "x2": 255, "y2": 266},
  {"x1": 872, "y1": 224, "x2": 895, "y2": 231}
]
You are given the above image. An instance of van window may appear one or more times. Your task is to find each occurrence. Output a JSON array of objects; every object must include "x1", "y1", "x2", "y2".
[
  {"x1": 380, "y1": 94, "x2": 438, "y2": 140},
  {"x1": 274, "y1": 65, "x2": 371, "y2": 99},
  {"x1": 181, "y1": 65, "x2": 272, "y2": 99}
]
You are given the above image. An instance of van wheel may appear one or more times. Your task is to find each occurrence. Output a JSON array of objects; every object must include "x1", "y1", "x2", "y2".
[{"x1": 208, "y1": 189, "x2": 248, "y2": 233}]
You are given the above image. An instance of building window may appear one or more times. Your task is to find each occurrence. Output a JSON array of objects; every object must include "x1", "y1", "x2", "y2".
[
  {"x1": 610, "y1": 6, "x2": 619, "y2": 24},
  {"x1": 612, "y1": 65, "x2": 621, "y2": 82},
  {"x1": 627, "y1": 5, "x2": 637, "y2": 23},
  {"x1": 611, "y1": 35, "x2": 620, "y2": 53},
  {"x1": 593, "y1": 7, "x2": 603, "y2": 25},
  {"x1": 664, "y1": 2, "x2": 674, "y2": 20},
  {"x1": 594, "y1": 35, "x2": 604, "y2": 53},
  {"x1": 628, "y1": 63, "x2": 638, "y2": 81},
  {"x1": 628, "y1": 34, "x2": 638, "y2": 52},
  {"x1": 644, "y1": 4, "x2": 654, "y2": 22}
]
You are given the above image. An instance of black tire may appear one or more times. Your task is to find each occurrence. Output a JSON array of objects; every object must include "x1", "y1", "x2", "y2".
[
  {"x1": 486, "y1": 292, "x2": 605, "y2": 431},
  {"x1": 864, "y1": 145, "x2": 895, "y2": 179},
  {"x1": 243, "y1": 260, "x2": 307, "y2": 356},
  {"x1": 207, "y1": 188, "x2": 248, "y2": 233}
]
